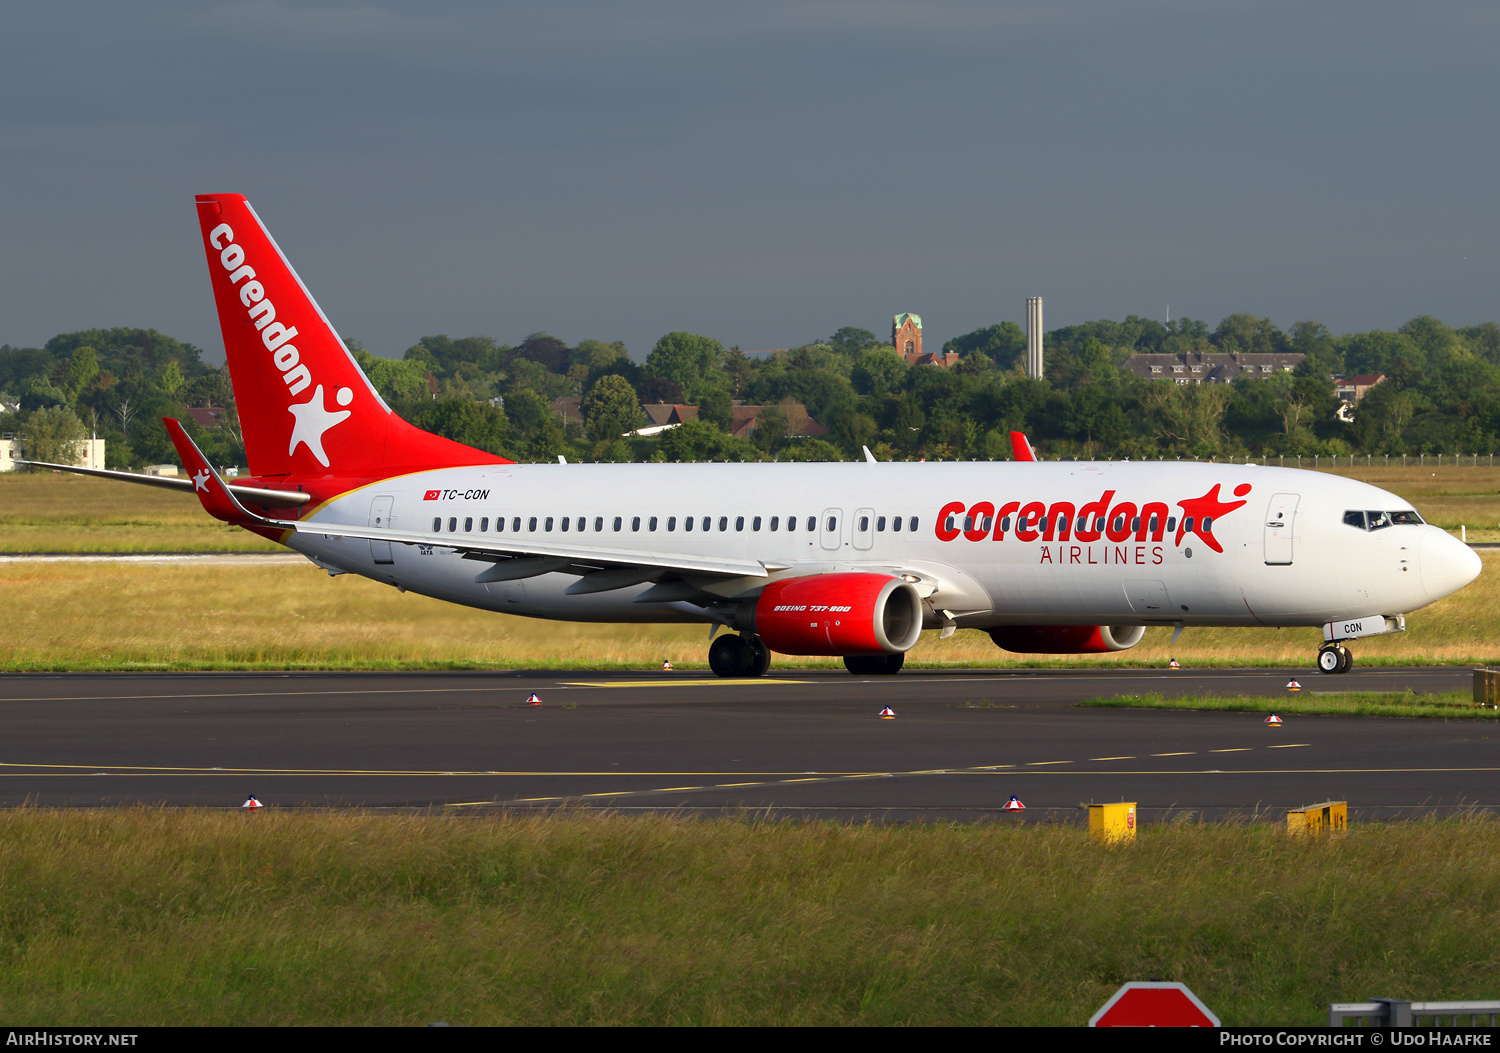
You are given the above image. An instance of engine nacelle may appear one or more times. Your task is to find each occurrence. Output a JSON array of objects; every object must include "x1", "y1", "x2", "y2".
[
  {"x1": 988, "y1": 624, "x2": 1147, "y2": 654},
  {"x1": 744, "y1": 573, "x2": 924, "y2": 656}
]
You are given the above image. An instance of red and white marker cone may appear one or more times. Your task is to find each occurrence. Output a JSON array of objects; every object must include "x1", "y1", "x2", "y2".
[
  {"x1": 242, "y1": 795, "x2": 261, "y2": 809},
  {"x1": 661, "y1": 659, "x2": 673, "y2": 670},
  {"x1": 525, "y1": 692, "x2": 542, "y2": 706},
  {"x1": 1002, "y1": 795, "x2": 1026, "y2": 811},
  {"x1": 1285, "y1": 679, "x2": 1302, "y2": 692},
  {"x1": 1168, "y1": 658, "x2": 1181, "y2": 669},
  {"x1": 878, "y1": 706, "x2": 896, "y2": 719},
  {"x1": 1265, "y1": 713, "x2": 1284, "y2": 726}
]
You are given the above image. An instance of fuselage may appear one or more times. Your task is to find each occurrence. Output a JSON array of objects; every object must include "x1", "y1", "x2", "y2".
[{"x1": 283, "y1": 459, "x2": 1481, "y2": 631}]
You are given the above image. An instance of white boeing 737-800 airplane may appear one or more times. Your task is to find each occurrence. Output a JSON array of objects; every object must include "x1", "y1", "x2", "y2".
[{"x1": 25, "y1": 195, "x2": 1483, "y2": 676}]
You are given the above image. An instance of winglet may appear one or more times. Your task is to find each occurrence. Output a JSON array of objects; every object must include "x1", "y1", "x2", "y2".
[
  {"x1": 863, "y1": 445, "x2": 878, "y2": 464},
  {"x1": 1009, "y1": 431, "x2": 1037, "y2": 462},
  {"x1": 162, "y1": 418, "x2": 276, "y2": 526}
]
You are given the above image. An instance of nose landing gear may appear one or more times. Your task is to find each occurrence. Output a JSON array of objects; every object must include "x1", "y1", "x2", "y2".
[
  {"x1": 708, "y1": 633, "x2": 771, "y2": 677},
  {"x1": 1316, "y1": 643, "x2": 1353, "y2": 674}
]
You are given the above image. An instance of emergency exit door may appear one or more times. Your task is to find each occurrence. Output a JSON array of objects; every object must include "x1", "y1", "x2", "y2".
[
  {"x1": 1263, "y1": 493, "x2": 1300, "y2": 565},
  {"x1": 820, "y1": 508, "x2": 843, "y2": 551}
]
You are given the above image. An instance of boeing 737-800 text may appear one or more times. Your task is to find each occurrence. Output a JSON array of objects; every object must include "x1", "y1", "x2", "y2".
[{"x1": 24, "y1": 195, "x2": 1483, "y2": 677}]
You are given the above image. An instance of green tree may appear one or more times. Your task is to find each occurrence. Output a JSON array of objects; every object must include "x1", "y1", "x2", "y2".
[
  {"x1": 405, "y1": 400, "x2": 510, "y2": 456},
  {"x1": 158, "y1": 360, "x2": 185, "y2": 397},
  {"x1": 23, "y1": 406, "x2": 87, "y2": 465},
  {"x1": 581, "y1": 374, "x2": 644, "y2": 443},
  {"x1": 354, "y1": 349, "x2": 430, "y2": 403},
  {"x1": 644, "y1": 332, "x2": 723, "y2": 401},
  {"x1": 64, "y1": 346, "x2": 99, "y2": 404},
  {"x1": 826, "y1": 327, "x2": 881, "y2": 356}
]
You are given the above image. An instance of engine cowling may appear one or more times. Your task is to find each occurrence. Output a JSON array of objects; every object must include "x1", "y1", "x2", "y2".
[
  {"x1": 746, "y1": 573, "x2": 924, "y2": 656},
  {"x1": 988, "y1": 624, "x2": 1147, "y2": 654}
]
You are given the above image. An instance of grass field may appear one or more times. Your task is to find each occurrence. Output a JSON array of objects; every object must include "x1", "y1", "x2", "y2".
[
  {"x1": 1, "y1": 549, "x2": 1496, "y2": 671},
  {"x1": 3, "y1": 462, "x2": 1499, "y2": 550},
  {"x1": 1079, "y1": 690, "x2": 1498, "y2": 719},
  {"x1": 0, "y1": 809, "x2": 1496, "y2": 1026}
]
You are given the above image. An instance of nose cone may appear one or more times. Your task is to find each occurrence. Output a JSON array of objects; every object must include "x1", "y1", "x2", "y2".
[{"x1": 1420, "y1": 528, "x2": 1483, "y2": 602}]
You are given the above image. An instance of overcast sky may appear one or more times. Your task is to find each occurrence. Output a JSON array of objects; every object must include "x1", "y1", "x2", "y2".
[{"x1": 2, "y1": 1, "x2": 1496, "y2": 363}]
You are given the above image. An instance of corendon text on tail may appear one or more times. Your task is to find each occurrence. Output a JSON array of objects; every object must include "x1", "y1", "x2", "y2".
[{"x1": 28, "y1": 194, "x2": 1483, "y2": 679}]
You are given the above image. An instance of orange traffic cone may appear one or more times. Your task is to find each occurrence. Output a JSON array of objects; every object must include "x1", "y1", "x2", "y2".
[
  {"x1": 878, "y1": 706, "x2": 896, "y2": 719},
  {"x1": 1285, "y1": 679, "x2": 1302, "y2": 692},
  {"x1": 1265, "y1": 713, "x2": 1284, "y2": 726},
  {"x1": 242, "y1": 795, "x2": 261, "y2": 809},
  {"x1": 1002, "y1": 795, "x2": 1025, "y2": 811},
  {"x1": 661, "y1": 659, "x2": 673, "y2": 670},
  {"x1": 525, "y1": 693, "x2": 542, "y2": 706},
  {"x1": 1168, "y1": 658, "x2": 1181, "y2": 669}
]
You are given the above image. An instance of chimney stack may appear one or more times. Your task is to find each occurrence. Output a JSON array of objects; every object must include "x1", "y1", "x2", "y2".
[{"x1": 1026, "y1": 296, "x2": 1044, "y2": 379}]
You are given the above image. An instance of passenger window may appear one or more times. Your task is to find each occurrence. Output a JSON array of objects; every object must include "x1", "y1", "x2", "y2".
[
  {"x1": 613, "y1": 516, "x2": 622, "y2": 531},
  {"x1": 859, "y1": 516, "x2": 869, "y2": 531},
  {"x1": 720, "y1": 516, "x2": 728, "y2": 531},
  {"x1": 982, "y1": 515, "x2": 992, "y2": 532},
  {"x1": 1001, "y1": 516, "x2": 1011, "y2": 532},
  {"x1": 576, "y1": 517, "x2": 585, "y2": 531},
  {"x1": 1148, "y1": 516, "x2": 1158, "y2": 532},
  {"x1": 877, "y1": 516, "x2": 886, "y2": 531},
  {"x1": 947, "y1": 514, "x2": 958, "y2": 532},
  {"x1": 1343, "y1": 510, "x2": 1366, "y2": 529},
  {"x1": 962, "y1": 516, "x2": 972, "y2": 532},
  {"x1": 770, "y1": 516, "x2": 779, "y2": 531},
  {"x1": 1182, "y1": 516, "x2": 1194, "y2": 532},
  {"x1": 595, "y1": 517, "x2": 603, "y2": 532},
  {"x1": 560, "y1": 517, "x2": 569, "y2": 532},
  {"x1": 1130, "y1": 517, "x2": 1139, "y2": 531},
  {"x1": 787, "y1": 516, "x2": 796, "y2": 532},
  {"x1": 753, "y1": 516, "x2": 762, "y2": 531},
  {"x1": 631, "y1": 516, "x2": 640, "y2": 531},
  {"x1": 1076, "y1": 517, "x2": 1086, "y2": 532},
  {"x1": 480, "y1": 517, "x2": 489, "y2": 532},
  {"x1": 667, "y1": 516, "x2": 677, "y2": 531},
  {"x1": 649, "y1": 517, "x2": 658, "y2": 531},
  {"x1": 807, "y1": 517, "x2": 816, "y2": 531},
  {"x1": 512, "y1": 517, "x2": 521, "y2": 532},
  {"x1": 703, "y1": 517, "x2": 711, "y2": 532},
  {"x1": 908, "y1": 517, "x2": 918, "y2": 532},
  {"x1": 464, "y1": 517, "x2": 473, "y2": 532},
  {"x1": 432, "y1": 517, "x2": 441, "y2": 532},
  {"x1": 448, "y1": 517, "x2": 457, "y2": 532},
  {"x1": 1166, "y1": 516, "x2": 1176, "y2": 532},
  {"x1": 736, "y1": 516, "x2": 745, "y2": 531},
  {"x1": 685, "y1": 516, "x2": 693, "y2": 532},
  {"x1": 1203, "y1": 517, "x2": 1213, "y2": 531},
  {"x1": 825, "y1": 516, "x2": 835, "y2": 532},
  {"x1": 1039, "y1": 516, "x2": 1048, "y2": 532},
  {"x1": 545, "y1": 517, "x2": 554, "y2": 532},
  {"x1": 892, "y1": 516, "x2": 902, "y2": 532}
]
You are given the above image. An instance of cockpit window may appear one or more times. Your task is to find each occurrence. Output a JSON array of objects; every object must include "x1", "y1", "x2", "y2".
[{"x1": 1348, "y1": 509, "x2": 1424, "y2": 531}]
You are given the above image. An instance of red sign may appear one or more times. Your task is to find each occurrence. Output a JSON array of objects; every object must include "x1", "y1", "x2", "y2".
[
  {"x1": 1090, "y1": 982, "x2": 1220, "y2": 1027},
  {"x1": 423, "y1": 490, "x2": 441, "y2": 501}
]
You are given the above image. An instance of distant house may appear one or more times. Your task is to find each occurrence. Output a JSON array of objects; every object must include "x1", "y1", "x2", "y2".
[
  {"x1": 1334, "y1": 374, "x2": 1385, "y2": 403},
  {"x1": 892, "y1": 312, "x2": 959, "y2": 368},
  {"x1": 548, "y1": 397, "x2": 583, "y2": 426},
  {"x1": 728, "y1": 402, "x2": 827, "y2": 440},
  {"x1": 1121, "y1": 351, "x2": 1305, "y2": 384},
  {"x1": 634, "y1": 403, "x2": 699, "y2": 436},
  {"x1": 185, "y1": 406, "x2": 227, "y2": 429},
  {"x1": 0, "y1": 434, "x2": 106, "y2": 472}
]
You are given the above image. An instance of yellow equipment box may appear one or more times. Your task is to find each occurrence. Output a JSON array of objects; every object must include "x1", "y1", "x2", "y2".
[
  {"x1": 1088, "y1": 802, "x2": 1137, "y2": 843},
  {"x1": 1287, "y1": 800, "x2": 1347, "y2": 835}
]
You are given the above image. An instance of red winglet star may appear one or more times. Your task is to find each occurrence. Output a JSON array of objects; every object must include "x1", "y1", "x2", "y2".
[{"x1": 1174, "y1": 483, "x2": 1251, "y2": 553}]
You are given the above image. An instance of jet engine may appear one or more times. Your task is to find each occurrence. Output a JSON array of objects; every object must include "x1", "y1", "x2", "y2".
[
  {"x1": 987, "y1": 624, "x2": 1147, "y2": 654},
  {"x1": 743, "y1": 573, "x2": 924, "y2": 656}
]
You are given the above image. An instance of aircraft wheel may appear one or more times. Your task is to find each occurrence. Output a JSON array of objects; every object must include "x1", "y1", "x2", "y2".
[
  {"x1": 1316, "y1": 645, "x2": 1342, "y2": 674},
  {"x1": 745, "y1": 637, "x2": 771, "y2": 677},
  {"x1": 843, "y1": 653, "x2": 905, "y2": 676},
  {"x1": 708, "y1": 634, "x2": 753, "y2": 677},
  {"x1": 1337, "y1": 646, "x2": 1354, "y2": 674}
]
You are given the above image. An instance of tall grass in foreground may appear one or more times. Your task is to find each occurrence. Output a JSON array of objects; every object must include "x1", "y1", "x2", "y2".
[
  {"x1": 0, "y1": 810, "x2": 1496, "y2": 1025},
  {"x1": 1080, "y1": 691, "x2": 1499, "y2": 719},
  {"x1": 1, "y1": 553, "x2": 1495, "y2": 670}
]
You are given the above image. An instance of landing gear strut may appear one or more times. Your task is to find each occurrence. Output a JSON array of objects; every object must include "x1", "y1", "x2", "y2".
[
  {"x1": 1316, "y1": 643, "x2": 1353, "y2": 674},
  {"x1": 708, "y1": 634, "x2": 771, "y2": 678},
  {"x1": 843, "y1": 653, "x2": 905, "y2": 676}
]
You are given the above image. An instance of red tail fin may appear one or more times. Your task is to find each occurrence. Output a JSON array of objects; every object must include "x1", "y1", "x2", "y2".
[
  {"x1": 194, "y1": 194, "x2": 507, "y2": 477},
  {"x1": 1009, "y1": 431, "x2": 1037, "y2": 462}
]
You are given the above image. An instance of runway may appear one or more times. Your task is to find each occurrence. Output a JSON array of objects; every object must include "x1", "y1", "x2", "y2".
[{"x1": 0, "y1": 666, "x2": 1493, "y2": 821}]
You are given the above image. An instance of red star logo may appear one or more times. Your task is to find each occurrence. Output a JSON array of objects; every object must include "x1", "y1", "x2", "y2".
[{"x1": 1174, "y1": 483, "x2": 1251, "y2": 553}]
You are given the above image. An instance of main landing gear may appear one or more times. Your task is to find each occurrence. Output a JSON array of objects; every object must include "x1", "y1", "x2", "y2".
[
  {"x1": 843, "y1": 654, "x2": 905, "y2": 676},
  {"x1": 1316, "y1": 643, "x2": 1354, "y2": 674},
  {"x1": 708, "y1": 633, "x2": 772, "y2": 678}
]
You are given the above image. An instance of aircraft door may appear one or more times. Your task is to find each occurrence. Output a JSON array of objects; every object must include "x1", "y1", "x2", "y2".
[
  {"x1": 1263, "y1": 493, "x2": 1300, "y2": 565},
  {"x1": 369, "y1": 495, "x2": 395, "y2": 565},
  {"x1": 852, "y1": 507, "x2": 875, "y2": 551},
  {"x1": 820, "y1": 508, "x2": 843, "y2": 551}
]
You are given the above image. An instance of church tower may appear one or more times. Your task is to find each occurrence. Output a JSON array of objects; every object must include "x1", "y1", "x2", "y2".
[{"x1": 893, "y1": 312, "x2": 922, "y2": 362}]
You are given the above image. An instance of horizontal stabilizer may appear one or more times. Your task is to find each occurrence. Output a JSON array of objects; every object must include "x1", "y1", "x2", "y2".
[{"x1": 14, "y1": 459, "x2": 309, "y2": 507}]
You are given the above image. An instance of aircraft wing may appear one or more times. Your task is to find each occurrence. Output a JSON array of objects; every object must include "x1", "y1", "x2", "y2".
[
  {"x1": 14, "y1": 459, "x2": 311, "y2": 507},
  {"x1": 156, "y1": 418, "x2": 772, "y2": 581}
]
